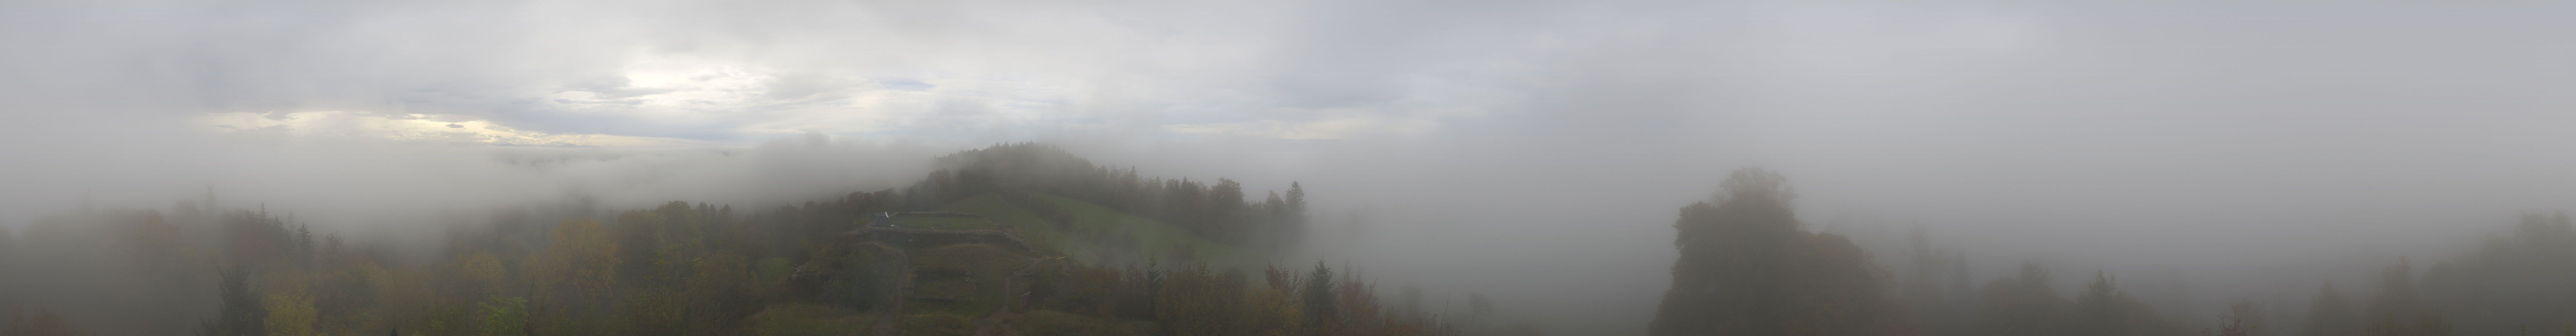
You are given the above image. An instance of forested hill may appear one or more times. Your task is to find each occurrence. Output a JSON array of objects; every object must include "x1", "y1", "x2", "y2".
[
  {"x1": 0, "y1": 143, "x2": 1470, "y2": 336},
  {"x1": 905, "y1": 143, "x2": 1308, "y2": 251}
]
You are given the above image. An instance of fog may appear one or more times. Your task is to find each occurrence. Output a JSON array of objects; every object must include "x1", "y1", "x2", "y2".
[{"x1": 7, "y1": 1, "x2": 2576, "y2": 335}]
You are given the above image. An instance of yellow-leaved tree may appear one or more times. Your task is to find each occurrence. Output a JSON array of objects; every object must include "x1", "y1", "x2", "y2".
[
  {"x1": 531, "y1": 218, "x2": 619, "y2": 334},
  {"x1": 262, "y1": 291, "x2": 316, "y2": 336}
]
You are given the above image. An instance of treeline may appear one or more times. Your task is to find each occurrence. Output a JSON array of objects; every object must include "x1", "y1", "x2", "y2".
[
  {"x1": 1654, "y1": 168, "x2": 2576, "y2": 336},
  {"x1": 904, "y1": 143, "x2": 1307, "y2": 250},
  {"x1": 1650, "y1": 168, "x2": 1907, "y2": 335},
  {"x1": 0, "y1": 201, "x2": 1447, "y2": 336},
  {"x1": 0, "y1": 144, "x2": 1449, "y2": 336},
  {"x1": 2332, "y1": 212, "x2": 2576, "y2": 336}
]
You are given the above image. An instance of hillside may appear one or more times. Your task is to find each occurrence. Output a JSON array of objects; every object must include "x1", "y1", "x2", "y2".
[
  {"x1": 827, "y1": 192, "x2": 1274, "y2": 335},
  {"x1": 838, "y1": 211, "x2": 1071, "y2": 334},
  {"x1": 911, "y1": 142, "x2": 1308, "y2": 252},
  {"x1": 937, "y1": 191, "x2": 1271, "y2": 271}
]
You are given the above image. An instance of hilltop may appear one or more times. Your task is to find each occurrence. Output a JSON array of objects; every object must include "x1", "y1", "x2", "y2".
[{"x1": 759, "y1": 144, "x2": 1343, "y2": 335}]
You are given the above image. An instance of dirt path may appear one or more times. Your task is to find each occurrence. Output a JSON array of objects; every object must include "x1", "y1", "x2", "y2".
[{"x1": 864, "y1": 242, "x2": 910, "y2": 336}]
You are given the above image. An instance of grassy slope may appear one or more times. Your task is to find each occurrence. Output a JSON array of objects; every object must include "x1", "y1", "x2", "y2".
[
  {"x1": 906, "y1": 243, "x2": 1035, "y2": 316},
  {"x1": 935, "y1": 194, "x2": 1062, "y2": 254},
  {"x1": 937, "y1": 192, "x2": 1269, "y2": 271},
  {"x1": 886, "y1": 215, "x2": 996, "y2": 230},
  {"x1": 891, "y1": 192, "x2": 1269, "y2": 328}
]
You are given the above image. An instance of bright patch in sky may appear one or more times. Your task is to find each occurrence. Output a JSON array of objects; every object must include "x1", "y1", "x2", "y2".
[{"x1": 198, "y1": 111, "x2": 706, "y2": 147}]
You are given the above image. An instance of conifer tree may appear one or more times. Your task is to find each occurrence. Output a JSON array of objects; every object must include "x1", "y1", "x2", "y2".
[{"x1": 202, "y1": 267, "x2": 265, "y2": 336}]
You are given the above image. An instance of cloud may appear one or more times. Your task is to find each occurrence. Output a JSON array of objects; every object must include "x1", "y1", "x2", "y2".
[
  {"x1": 1, "y1": 0, "x2": 1599, "y2": 144},
  {"x1": 1165, "y1": 115, "x2": 1441, "y2": 140}
]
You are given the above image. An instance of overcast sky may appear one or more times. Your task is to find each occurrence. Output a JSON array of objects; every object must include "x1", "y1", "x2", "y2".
[{"x1": 7, "y1": 1, "x2": 2576, "y2": 333}]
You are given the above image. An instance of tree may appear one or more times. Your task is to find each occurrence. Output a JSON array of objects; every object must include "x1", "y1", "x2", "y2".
[
  {"x1": 2416, "y1": 212, "x2": 2576, "y2": 335},
  {"x1": 1285, "y1": 182, "x2": 1307, "y2": 218},
  {"x1": 2303, "y1": 283, "x2": 2360, "y2": 336},
  {"x1": 201, "y1": 266, "x2": 266, "y2": 336},
  {"x1": 1303, "y1": 262, "x2": 1338, "y2": 330},
  {"x1": 2363, "y1": 259, "x2": 2426, "y2": 336},
  {"x1": 1237, "y1": 284, "x2": 1307, "y2": 336},
  {"x1": 263, "y1": 291, "x2": 318, "y2": 336},
  {"x1": 2366, "y1": 259, "x2": 2421, "y2": 318},
  {"x1": 2070, "y1": 271, "x2": 2173, "y2": 336},
  {"x1": 680, "y1": 252, "x2": 757, "y2": 334},
  {"x1": 1266, "y1": 192, "x2": 1288, "y2": 219},
  {"x1": 1156, "y1": 263, "x2": 1244, "y2": 336},
  {"x1": 477, "y1": 297, "x2": 529, "y2": 336},
  {"x1": 1979, "y1": 262, "x2": 2066, "y2": 336},
  {"x1": 1781, "y1": 232, "x2": 1906, "y2": 335},
  {"x1": 1906, "y1": 226, "x2": 1961, "y2": 335},
  {"x1": 463, "y1": 252, "x2": 511, "y2": 294},
  {"x1": 1114, "y1": 261, "x2": 1168, "y2": 321},
  {"x1": 1282, "y1": 182, "x2": 1309, "y2": 248},
  {"x1": 1652, "y1": 168, "x2": 1902, "y2": 336},
  {"x1": 1652, "y1": 168, "x2": 1800, "y2": 336},
  {"x1": 531, "y1": 218, "x2": 620, "y2": 335}
]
